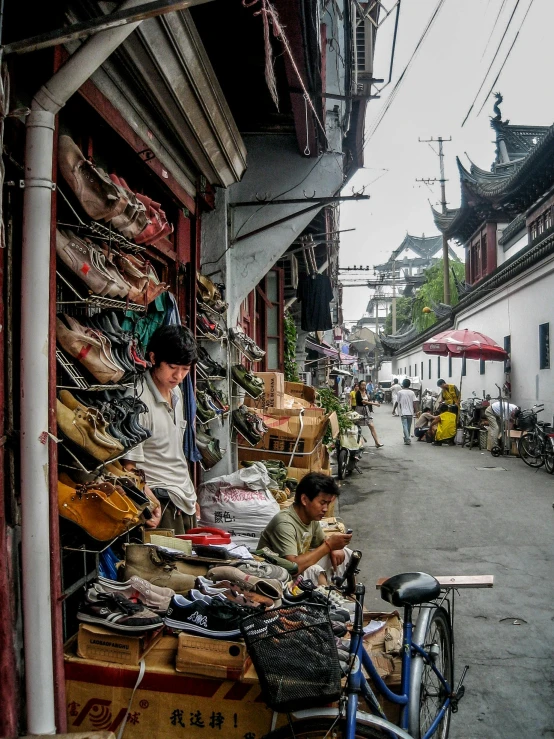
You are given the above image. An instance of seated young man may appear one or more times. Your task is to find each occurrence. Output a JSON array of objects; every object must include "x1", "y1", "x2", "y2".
[
  {"x1": 414, "y1": 411, "x2": 436, "y2": 441},
  {"x1": 430, "y1": 403, "x2": 458, "y2": 446},
  {"x1": 257, "y1": 472, "x2": 352, "y2": 586}
]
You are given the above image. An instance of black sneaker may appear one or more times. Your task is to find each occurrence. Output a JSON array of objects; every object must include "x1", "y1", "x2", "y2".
[
  {"x1": 232, "y1": 405, "x2": 263, "y2": 446},
  {"x1": 77, "y1": 589, "x2": 163, "y2": 632},
  {"x1": 164, "y1": 593, "x2": 242, "y2": 638}
]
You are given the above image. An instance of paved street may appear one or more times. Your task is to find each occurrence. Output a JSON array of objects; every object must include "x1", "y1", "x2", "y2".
[{"x1": 335, "y1": 407, "x2": 554, "y2": 739}]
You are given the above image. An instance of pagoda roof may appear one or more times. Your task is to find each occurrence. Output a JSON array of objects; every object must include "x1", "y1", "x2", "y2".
[{"x1": 491, "y1": 119, "x2": 551, "y2": 162}]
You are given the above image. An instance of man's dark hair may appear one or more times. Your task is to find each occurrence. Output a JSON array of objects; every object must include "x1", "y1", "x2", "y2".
[
  {"x1": 437, "y1": 379, "x2": 446, "y2": 387},
  {"x1": 439, "y1": 403, "x2": 449, "y2": 413},
  {"x1": 393, "y1": 378, "x2": 399, "y2": 384},
  {"x1": 402, "y1": 378, "x2": 411, "y2": 388},
  {"x1": 147, "y1": 325, "x2": 197, "y2": 366},
  {"x1": 295, "y1": 472, "x2": 340, "y2": 505}
]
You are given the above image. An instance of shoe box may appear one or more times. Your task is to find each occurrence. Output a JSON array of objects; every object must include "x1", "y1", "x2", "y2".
[
  {"x1": 64, "y1": 636, "x2": 283, "y2": 738},
  {"x1": 284, "y1": 445, "x2": 331, "y2": 482},
  {"x1": 284, "y1": 381, "x2": 317, "y2": 406},
  {"x1": 175, "y1": 633, "x2": 248, "y2": 680},
  {"x1": 361, "y1": 610, "x2": 403, "y2": 688},
  {"x1": 243, "y1": 371, "x2": 285, "y2": 409},
  {"x1": 75, "y1": 623, "x2": 164, "y2": 666}
]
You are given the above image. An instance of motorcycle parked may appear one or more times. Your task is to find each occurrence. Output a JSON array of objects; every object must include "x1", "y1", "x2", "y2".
[{"x1": 336, "y1": 411, "x2": 365, "y2": 479}]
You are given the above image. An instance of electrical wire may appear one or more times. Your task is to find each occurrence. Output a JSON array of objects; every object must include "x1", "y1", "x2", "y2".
[
  {"x1": 475, "y1": 0, "x2": 536, "y2": 117},
  {"x1": 461, "y1": 0, "x2": 522, "y2": 127},
  {"x1": 363, "y1": 0, "x2": 446, "y2": 147},
  {"x1": 480, "y1": 0, "x2": 508, "y2": 60}
]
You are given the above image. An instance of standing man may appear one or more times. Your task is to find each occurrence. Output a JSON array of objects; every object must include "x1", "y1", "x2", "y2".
[
  {"x1": 122, "y1": 324, "x2": 199, "y2": 533},
  {"x1": 437, "y1": 379, "x2": 460, "y2": 410},
  {"x1": 485, "y1": 399, "x2": 519, "y2": 451},
  {"x1": 397, "y1": 378, "x2": 418, "y2": 445},
  {"x1": 391, "y1": 378, "x2": 402, "y2": 416}
]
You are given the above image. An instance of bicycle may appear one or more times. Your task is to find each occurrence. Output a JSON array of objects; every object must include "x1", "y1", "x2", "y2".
[
  {"x1": 516, "y1": 403, "x2": 554, "y2": 471},
  {"x1": 242, "y1": 553, "x2": 493, "y2": 739}
]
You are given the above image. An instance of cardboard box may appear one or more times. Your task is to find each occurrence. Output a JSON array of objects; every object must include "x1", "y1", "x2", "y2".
[
  {"x1": 285, "y1": 446, "x2": 331, "y2": 479},
  {"x1": 285, "y1": 381, "x2": 317, "y2": 406},
  {"x1": 259, "y1": 408, "x2": 328, "y2": 454},
  {"x1": 239, "y1": 439, "x2": 326, "y2": 470},
  {"x1": 77, "y1": 624, "x2": 164, "y2": 666},
  {"x1": 362, "y1": 611, "x2": 403, "y2": 687},
  {"x1": 244, "y1": 371, "x2": 284, "y2": 410},
  {"x1": 65, "y1": 641, "x2": 283, "y2": 738},
  {"x1": 175, "y1": 634, "x2": 247, "y2": 680}
]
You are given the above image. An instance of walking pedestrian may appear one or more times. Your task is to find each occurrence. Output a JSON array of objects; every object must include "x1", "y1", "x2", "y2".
[
  {"x1": 396, "y1": 378, "x2": 418, "y2": 445},
  {"x1": 350, "y1": 381, "x2": 359, "y2": 410},
  {"x1": 391, "y1": 378, "x2": 402, "y2": 416},
  {"x1": 356, "y1": 380, "x2": 384, "y2": 448}
]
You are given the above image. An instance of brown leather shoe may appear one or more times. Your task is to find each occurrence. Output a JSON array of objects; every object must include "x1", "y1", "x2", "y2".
[
  {"x1": 58, "y1": 136, "x2": 128, "y2": 222},
  {"x1": 56, "y1": 399, "x2": 124, "y2": 462},
  {"x1": 58, "y1": 478, "x2": 136, "y2": 541},
  {"x1": 123, "y1": 544, "x2": 197, "y2": 595},
  {"x1": 59, "y1": 390, "x2": 125, "y2": 453},
  {"x1": 56, "y1": 316, "x2": 124, "y2": 384}
]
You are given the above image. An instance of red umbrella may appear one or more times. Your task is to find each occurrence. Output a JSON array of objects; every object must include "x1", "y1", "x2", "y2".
[{"x1": 423, "y1": 329, "x2": 508, "y2": 361}]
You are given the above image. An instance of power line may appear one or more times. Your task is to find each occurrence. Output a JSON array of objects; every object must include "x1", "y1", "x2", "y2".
[
  {"x1": 461, "y1": 0, "x2": 522, "y2": 127},
  {"x1": 363, "y1": 0, "x2": 446, "y2": 147},
  {"x1": 475, "y1": 0, "x2": 536, "y2": 117},
  {"x1": 480, "y1": 0, "x2": 508, "y2": 59}
]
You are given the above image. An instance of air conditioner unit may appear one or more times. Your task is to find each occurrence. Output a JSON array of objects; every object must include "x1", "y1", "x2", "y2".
[
  {"x1": 299, "y1": 371, "x2": 312, "y2": 386},
  {"x1": 354, "y1": 3, "x2": 376, "y2": 96}
]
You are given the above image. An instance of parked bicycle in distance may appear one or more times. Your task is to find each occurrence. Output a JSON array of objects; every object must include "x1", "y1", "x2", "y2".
[
  {"x1": 517, "y1": 403, "x2": 554, "y2": 472},
  {"x1": 242, "y1": 552, "x2": 493, "y2": 739}
]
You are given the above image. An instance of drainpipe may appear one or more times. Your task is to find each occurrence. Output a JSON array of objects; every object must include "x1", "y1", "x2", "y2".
[{"x1": 21, "y1": 1, "x2": 151, "y2": 733}]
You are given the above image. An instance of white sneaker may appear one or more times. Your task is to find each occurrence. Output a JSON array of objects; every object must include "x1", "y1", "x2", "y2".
[
  {"x1": 95, "y1": 575, "x2": 174, "y2": 613},
  {"x1": 315, "y1": 585, "x2": 356, "y2": 615}
]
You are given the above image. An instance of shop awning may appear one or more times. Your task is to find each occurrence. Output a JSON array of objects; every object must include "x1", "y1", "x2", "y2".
[{"x1": 306, "y1": 339, "x2": 356, "y2": 364}]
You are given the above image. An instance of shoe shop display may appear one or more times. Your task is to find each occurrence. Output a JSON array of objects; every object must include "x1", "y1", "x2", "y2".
[
  {"x1": 56, "y1": 316, "x2": 125, "y2": 385},
  {"x1": 197, "y1": 310, "x2": 224, "y2": 340},
  {"x1": 196, "y1": 390, "x2": 217, "y2": 424},
  {"x1": 229, "y1": 327, "x2": 265, "y2": 361},
  {"x1": 196, "y1": 429, "x2": 224, "y2": 470},
  {"x1": 207, "y1": 566, "x2": 283, "y2": 601},
  {"x1": 164, "y1": 593, "x2": 242, "y2": 638},
  {"x1": 197, "y1": 379, "x2": 229, "y2": 412},
  {"x1": 197, "y1": 347, "x2": 226, "y2": 378},
  {"x1": 123, "y1": 544, "x2": 197, "y2": 594},
  {"x1": 78, "y1": 588, "x2": 163, "y2": 632},
  {"x1": 231, "y1": 364, "x2": 265, "y2": 399},
  {"x1": 94, "y1": 575, "x2": 174, "y2": 613},
  {"x1": 197, "y1": 273, "x2": 227, "y2": 314},
  {"x1": 236, "y1": 560, "x2": 291, "y2": 586},
  {"x1": 232, "y1": 405, "x2": 267, "y2": 446}
]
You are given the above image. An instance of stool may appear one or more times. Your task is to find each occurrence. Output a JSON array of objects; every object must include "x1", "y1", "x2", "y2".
[{"x1": 462, "y1": 426, "x2": 481, "y2": 449}]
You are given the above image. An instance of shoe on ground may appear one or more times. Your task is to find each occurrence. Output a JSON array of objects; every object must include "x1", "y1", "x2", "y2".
[
  {"x1": 164, "y1": 593, "x2": 242, "y2": 638},
  {"x1": 78, "y1": 588, "x2": 163, "y2": 632},
  {"x1": 376, "y1": 443, "x2": 384, "y2": 449},
  {"x1": 95, "y1": 574, "x2": 174, "y2": 613}
]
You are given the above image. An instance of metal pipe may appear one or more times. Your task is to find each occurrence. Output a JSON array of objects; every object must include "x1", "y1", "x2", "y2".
[{"x1": 21, "y1": 1, "x2": 153, "y2": 732}]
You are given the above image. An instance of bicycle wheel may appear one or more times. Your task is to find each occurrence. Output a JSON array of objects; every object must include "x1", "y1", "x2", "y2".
[
  {"x1": 518, "y1": 432, "x2": 544, "y2": 468},
  {"x1": 544, "y1": 437, "x2": 554, "y2": 474},
  {"x1": 262, "y1": 717, "x2": 396, "y2": 738},
  {"x1": 411, "y1": 607, "x2": 453, "y2": 739},
  {"x1": 337, "y1": 449, "x2": 348, "y2": 480}
]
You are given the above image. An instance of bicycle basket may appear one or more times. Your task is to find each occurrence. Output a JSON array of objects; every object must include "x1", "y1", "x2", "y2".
[
  {"x1": 240, "y1": 603, "x2": 341, "y2": 712},
  {"x1": 517, "y1": 409, "x2": 536, "y2": 431}
]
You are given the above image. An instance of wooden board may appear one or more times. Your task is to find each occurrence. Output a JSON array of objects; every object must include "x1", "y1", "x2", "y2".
[{"x1": 375, "y1": 575, "x2": 494, "y2": 589}]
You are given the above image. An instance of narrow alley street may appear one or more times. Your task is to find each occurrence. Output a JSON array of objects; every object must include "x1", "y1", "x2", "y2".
[{"x1": 337, "y1": 408, "x2": 554, "y2": 739}]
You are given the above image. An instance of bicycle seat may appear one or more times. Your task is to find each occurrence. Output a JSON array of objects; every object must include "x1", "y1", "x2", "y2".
[{"x1": 380, "y1": 572, "x2": 441, "y2": 607}]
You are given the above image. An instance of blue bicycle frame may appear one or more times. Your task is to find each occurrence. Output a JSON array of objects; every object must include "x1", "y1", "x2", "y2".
[{"x1": 342, "y1": 597, "x2": 452, "y2": 739}]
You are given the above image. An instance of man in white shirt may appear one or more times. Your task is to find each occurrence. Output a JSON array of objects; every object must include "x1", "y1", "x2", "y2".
[
  {"x1": 485, "y1": 400, "x2": 519, "y2": 451},
  {"x1": 123, "y1": 325, "x2": 199, "y2": 534},
  {"x1": 390, "y1": 378, "x2": 402, "y2": 416},
  {"x1": 396, "y1": 379, "x2": 418, "y2": 445}
]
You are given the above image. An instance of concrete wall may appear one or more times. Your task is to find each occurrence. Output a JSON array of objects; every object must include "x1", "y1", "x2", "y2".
[{"x1": 392, "y1": 254, "x2": 554, "y2": 421}]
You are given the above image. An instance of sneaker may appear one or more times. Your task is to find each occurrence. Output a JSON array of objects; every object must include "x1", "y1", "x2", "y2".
[
  {"x1": 229, "y1": 328, "x2": 265, "y2": 362},
  {"x1": 197, "y1": 347, "x2": 226, "y2": 378},
  {"x1": 78, "y1": 589, "x2": 163, "y2": 632},
  {"x1": 231, "y1": 364, "x2": 265, "y2": 399},
  {"x1": 95, "y1": 575, "x2": 174, "y2": 613},
  {"x1": 232, "y1": 405, "x2": 263, "y2": 446},
  {"x1": 196, "y1": 390, "x2": 217, "y2": 423},
  {"x1": 236, "y1": 560, "x2": 290, "y2": 585},
  {"x1": 164, "y1": 593, "x2": 242, "y2": 638},
  {"x1": 282, "y1": 583, "x2": 349, "y2": 622},
  {"x1": 197, "y1": 311, "x2": 223, "y2": 340},
  {"x1": 314, "y1": 585, "x2": 356, "y2": 616}
]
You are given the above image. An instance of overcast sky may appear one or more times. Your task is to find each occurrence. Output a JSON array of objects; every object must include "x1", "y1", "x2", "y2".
[{"x1": 339, "y1": 0, "x2": 554, "y2": 324}]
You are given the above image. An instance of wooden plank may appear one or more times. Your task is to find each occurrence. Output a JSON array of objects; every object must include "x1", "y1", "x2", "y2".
[{"x1": 375, "y1": 575, "x2": 494, "y2": 589}]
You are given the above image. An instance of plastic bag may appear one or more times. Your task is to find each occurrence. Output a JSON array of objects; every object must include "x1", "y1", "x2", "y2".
[{"x1": 198, "y1": 463, "x2": 280, "y2": 547}]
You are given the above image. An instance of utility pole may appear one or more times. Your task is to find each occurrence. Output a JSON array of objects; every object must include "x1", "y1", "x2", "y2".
[
  {"x1": 391, "y1": 258, "x2": 397, "y2": 334},
  {"x1": 417, "y1": 136, "x2": 452, "y2": 305}
]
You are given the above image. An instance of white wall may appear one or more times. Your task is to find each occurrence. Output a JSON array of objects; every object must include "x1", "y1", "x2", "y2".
[
  {"x1": 500, "y1": 231, "x2": 528, "y2": 264},
  {"x1": 392, "y1": 253, "x2": 554, "y2": 420}
]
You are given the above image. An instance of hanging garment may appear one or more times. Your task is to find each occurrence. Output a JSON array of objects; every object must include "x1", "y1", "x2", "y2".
[{"x1": 296, "y1": 274, "x2": 334, "y2": 331}]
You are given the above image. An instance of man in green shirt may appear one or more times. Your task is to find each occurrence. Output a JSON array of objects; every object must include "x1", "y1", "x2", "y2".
[{"x1": 258, "y1": 473, "x2": 352, "y2": 585}]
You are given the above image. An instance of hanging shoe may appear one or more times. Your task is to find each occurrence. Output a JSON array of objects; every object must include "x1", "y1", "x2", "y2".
[
  {"x1": 232, "y1": 405, "x2": 263, "y2": 446},
  {"x1": 229, "y1": 328, "x2": 265, "y2": 361},
  {"x1": 197, "y1": 311, "x2": 224, "y2": 340},
  {"x1": 231, "y1": 364, "x2": 265, "y2": 399}
]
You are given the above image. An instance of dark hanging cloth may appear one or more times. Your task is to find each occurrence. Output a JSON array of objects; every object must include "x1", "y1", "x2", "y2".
[{"x1": 296, "y1": 274, "x2": 334, "y2": 331}]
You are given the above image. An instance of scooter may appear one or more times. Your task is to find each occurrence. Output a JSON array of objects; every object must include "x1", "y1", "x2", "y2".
[{"x1": 336, "y1": 411, "x2": 365, "y2": 479}]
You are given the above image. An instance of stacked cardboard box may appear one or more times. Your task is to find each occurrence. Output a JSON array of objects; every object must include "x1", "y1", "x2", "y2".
[{"x1": 244, "y1": 371, "x2": 284, "y2": 410}]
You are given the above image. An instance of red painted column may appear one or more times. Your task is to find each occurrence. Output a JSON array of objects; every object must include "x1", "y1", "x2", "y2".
[{"x1": 486, "y1": 222, "x2": 497, "y2": 275}]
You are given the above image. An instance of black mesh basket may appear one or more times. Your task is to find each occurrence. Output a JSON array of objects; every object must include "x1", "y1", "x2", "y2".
[
  {"x1": 517, "y1": 409, "x2": 536, "y2": 431},
  {"x1": 240, "y1": 603, "x2": 341, "y2": 713}
]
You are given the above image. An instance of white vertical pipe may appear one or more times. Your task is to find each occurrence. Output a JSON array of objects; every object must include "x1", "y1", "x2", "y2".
[{"x1": 21, "y1": 1, "x2": 150, "y2": 733}]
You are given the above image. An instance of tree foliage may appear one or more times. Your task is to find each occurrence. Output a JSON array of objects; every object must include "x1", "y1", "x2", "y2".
[
  {"x1": 284, "y1": 311, "x2": 300, "y2": 382},
  {"x1": 413, "y1": 260, "x2": 466, "y2": 331},
  {"x1": 384, "y1": 296, "x2": 413, "y2": 335}
]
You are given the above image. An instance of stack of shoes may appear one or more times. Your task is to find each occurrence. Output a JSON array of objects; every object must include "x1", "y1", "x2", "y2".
[
  {"x1": 197, "y1": 273, "x2": 227, "y2": 314},
  {"x1": 78, "y1": 588, "x2": 163, "y2": 632},
  {"x1": 282, "y1": 580, "x2": 352, "y2": 627},
  {"x1": 196, "y1": 429, "x2": 224, "y2": 470},
  {"x1": 196, "y1": 389, "x2": 227, "y2": 424},
  {"x1": 58, "y1": 136, "x2": 174, "y2": 247},
  {"x1": 232, "y1": 405, "x2": 268, "y2": 446},
  {"x1": 207, "y1": 565, "x2": 284, "y2": 605},
  {"x1": 231, "y1": 364, "x2": 265, "y2": 399},
  {"x1": 164, "y1": 591, "x2": 244, "y2": 639},
  {"x1": 197, "y1": 379, "x2": 229, "y2": 412},
  {"x1": 197, "y1": 310, "x2": 224, "y2": 340},
  {"x1": 92, "y1": 575, "x2": 174, "y2": 613},
  {"x1": 115, "y1": 252, "x2": 169, "y2": 305},
  {"x1": 195, "y1": 576, "x2": 270, "y2": 610},
  {"x1": 57, "y1": 394, "x2": 125, "y2": 462},
  {"x1": 122, "y1": 544, "x2": 202, "y2": 594},
  {"x1": 196, "y1": 347, "x2": 226, "y2": 379},
  {"x1": 229, "y1": 328, "x2": 265, "y2": 361},
  {"x1": 56, "y1": 312, "x2": 150, "y2": 384}
]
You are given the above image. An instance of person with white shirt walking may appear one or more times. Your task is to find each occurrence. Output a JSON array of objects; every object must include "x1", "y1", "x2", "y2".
[
  {"x1": 390, "y1": 378, "x2": 402, "y2": 416},
  {"x1": 396, "y1": 378, "x2": 418, "y2": 445}
]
